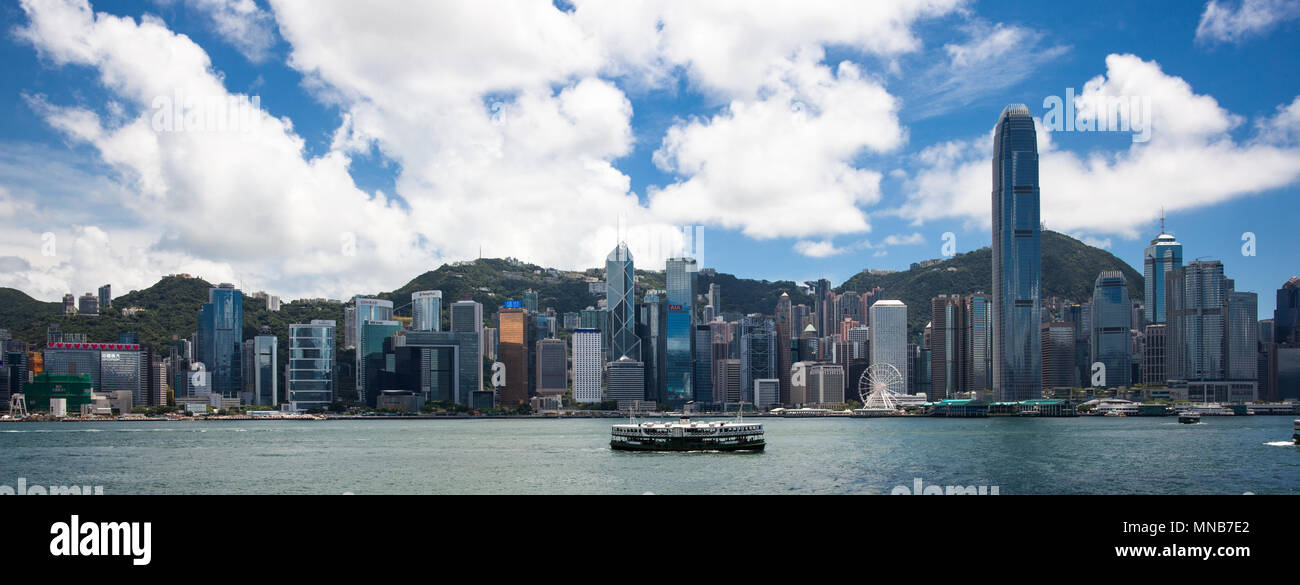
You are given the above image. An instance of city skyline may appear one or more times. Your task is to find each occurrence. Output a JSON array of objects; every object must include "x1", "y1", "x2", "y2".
[{"x1": 0, "y1": 1, "x2": 1298, "y2": 317}]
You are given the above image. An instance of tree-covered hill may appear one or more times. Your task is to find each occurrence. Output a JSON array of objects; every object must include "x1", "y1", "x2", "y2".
[{"x1": 838, "y1": 230, "x2": 1143, "y2": 334}]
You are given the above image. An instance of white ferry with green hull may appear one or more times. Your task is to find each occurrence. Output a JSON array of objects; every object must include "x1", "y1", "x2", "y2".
[{"x1": 610, "y1": 417, "x2": 765, "y2": 452}]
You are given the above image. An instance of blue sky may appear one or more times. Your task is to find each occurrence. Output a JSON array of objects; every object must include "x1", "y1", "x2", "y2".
[{"x1": 0, "y1": 0, "x2": 1298, "y2": 316}]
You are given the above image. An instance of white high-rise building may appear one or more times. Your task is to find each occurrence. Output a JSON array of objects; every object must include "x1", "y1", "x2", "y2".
[
  {"x1": 869, "y1": 300, "x2": 909, "y2": 394},
  {"x1": 573, "y1": 329, "x2": 603, "y2": 403},
  {"x1": 411, "y1": 290, "x2": 443, "y2": 332}
]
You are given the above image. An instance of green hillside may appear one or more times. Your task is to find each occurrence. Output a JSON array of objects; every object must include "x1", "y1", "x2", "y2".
[
  {"x1": 0, "y1": 230, "x2": 1139, "y2": 354},
  {"x1": 838, "y1": 230, "x2": 1143, "y2": 335}
]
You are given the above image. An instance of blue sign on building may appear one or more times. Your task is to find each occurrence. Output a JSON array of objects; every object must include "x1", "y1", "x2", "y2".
[{"x1": 504, "y1": 300, "x2": 522, "y2": 308}]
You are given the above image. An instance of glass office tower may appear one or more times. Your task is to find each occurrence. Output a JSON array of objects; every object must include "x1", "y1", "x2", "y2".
[
  {"x1": 1167, "y1": 261, "x2": 1227, "y2": 381},
  {"x1": 197, "y1": 284, "x2": 243, "y2": 399},
  {"x1": 1090, "y1": 271, "x2": 1132, "y2": 388},
  {"x1": 606, "y1": 243, "x2": 640, "y2": 362},
  {"x1": 991, "y1": 104, "x2": 1042, "y2": 402},
  {"x1": 1144, "y1": 227, "x2": 1182, "y2": 324},
  {"x1": 968, "y1": 293, "x2": 992, "y2": 391},
  {"x1": 665, "y1": 257, "x2": 697, "y2": 405},
  {"x1": 289, "y1": 320, "x2": 335, "y2": 411}
]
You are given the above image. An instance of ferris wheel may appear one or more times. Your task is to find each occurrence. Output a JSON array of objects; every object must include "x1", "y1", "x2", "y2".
[{"x1": 858, "y1": 363, "x2": 905, "y2": 410}]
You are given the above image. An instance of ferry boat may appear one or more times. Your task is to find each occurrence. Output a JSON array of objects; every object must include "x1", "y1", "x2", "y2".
[
  {"x1": 1178, "y1": 412, "x2": 1201, "y2": 424},
  {"x1": 610, "y1": 416, "x2": 765, "y2": 452}
]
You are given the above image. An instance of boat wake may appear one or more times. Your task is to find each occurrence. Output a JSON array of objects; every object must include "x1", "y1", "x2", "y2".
[{"x1": 1264, "y1": 441, "x2": 1296, "y2": 447}]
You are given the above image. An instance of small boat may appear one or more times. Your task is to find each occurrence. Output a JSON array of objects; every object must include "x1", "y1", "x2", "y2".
[
  {"x1": 1103, "y1": 410, "x2": 1126, "y2": 417},
  {"x1": 1179, "y1": 412, "x2": 1201, "y2": 424}
]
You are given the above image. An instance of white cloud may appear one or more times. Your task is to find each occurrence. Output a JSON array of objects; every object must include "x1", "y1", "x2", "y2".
[
  {"x1": 792, "y1": 231, "x2": 925, "y2": 258},
  {"x1": 896, "y1": 54, "x2": 1300, "y2": 240},
  {"x1": 1196, "y1": 0, "x2": 1300, "y2": 44},
  {"x1": 793, "y1": 239, "x2": 846, "y2": 258},
  {"x1": 912, "y1": 21, "x2": 1068, "y2": 117},
  {"x1": 649, "y1": 56, "x2": 903, "y2": 240},
  {"x1": 570, "y1": 0, "x2": 965, "y2": 99},
  {"x1": 169, "y1": 0, "x2": 278, "y2": 62},
  {"x1": 1255, "y1": 95, "x2": 1300, "y2": 144},
  {"x1": 11, "y1": 0, "x2": 423, "y2": 300}
]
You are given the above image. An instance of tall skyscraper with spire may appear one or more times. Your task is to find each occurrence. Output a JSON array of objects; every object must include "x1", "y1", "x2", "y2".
[
  {"x1": 606, "y1": 243, "x2": 640, "y2": 362},
  {"x1": 1143, "y1": 214, "x2": 1183, "y2": 325},
  {"x1": 991, "y1": 104, "x2": 1042, "y2": 402}
]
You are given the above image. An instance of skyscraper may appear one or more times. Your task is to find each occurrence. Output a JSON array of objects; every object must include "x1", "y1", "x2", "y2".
[
  {"x1": 359, "y1": 319, "x2": 401, "y2": 406},
  {"x1": 1141, "y1": 324, "x2": 1166, "y2": 385},
  {"x1": 991, "y1": 104, "x2": 1042, "y2": 402},
  {"x1": 522, "y1": 290, "x2": 539, "y2": 314},
  {"x1": 606, "y1": 243, "x2": 640, "y2": 362},
  {"x1": 497, "y1": 308, "x2": 529, "y2": 406},
  {"x1": 637, "y1": 290, "x2": 667, "y2": 403},
  {"x1": 450, "y1": 300, "x2": 483, "y2": 334},
  {"x1": 535, "y1": 337, "x2": 567, "y2": 396},
  {"x1": 930, "y1": 295, "x2": 969, "y2": 401},
  {"x1": 1041, "y1": 322, "x2": 1077, "y2": 389},
  {"x1": 739, "y1": 315, "x2": 776, "y2": 404},
  {"x1": 1091, "y1": 271, "x2": 1132, "y2": 388},
  {"x1": 665, "y1": 257, "x2": 697, "y2": 405},
  {"x1": 245, "y1": 330, "x2": 278, "y2": 406},
  {"x1": 1226, "y1": 290, "x2": 1258, "y2": 381},
  {"x1": 968, "y1": 293, "x2": 992, "y2": 392},
  {"x1": 411, "y1": 290, "x2": 443, "y2": 332},
  {"x1": 693, "y1": 324, "x2": 714, "y2": 403},
  {"x1": 1167, "y1": 261, "x2": 1226, "y2": 381},
  {"x1": 572, "y1": 329, "x2": 602, "y2": 403},
  {"x1": 1275, "y1": 276, "x2": 1300, "y2": 345},
  {"x1": 774, "y1": 293, "x2": 793, "y2": 405},
  {"x1": 288, "y1": 320, "x2": 335, "y2": 411},
  {"x1": 98, "y1": 284, "x2": 111, "y2": 310},
  {"x1": 352, "y1": 297, "x2": 394, "y2": 398},
  {"x1": 197, "y1": 284, "x2": 243, "y2": 399},
  {"x1": 1144, "y1": 222, "x2": 1183, "y2": 324},
  {"x1": 869, "y1": 300, "x2": 908, "y2": 394},
  {"x1": 607, "y1": 357, "x2": 645, "y2": 409}
]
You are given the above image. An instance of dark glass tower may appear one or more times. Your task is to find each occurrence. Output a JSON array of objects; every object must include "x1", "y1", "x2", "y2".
[
  {"x1": 665, "y1": 258, "x2": 697, "y2": 405},
  {"x1": 197, "y1": 284, "x2": 243, "y2": 399},
  {"x1": 1090, "y1": 271, "x2": 1132, "y2": 388},
  {"x1": 606, "y1": 243, "x2": 640, "y2": 362},
  {"x1": 991, "y1": 104, "x2": 1042, "y2": 402}
]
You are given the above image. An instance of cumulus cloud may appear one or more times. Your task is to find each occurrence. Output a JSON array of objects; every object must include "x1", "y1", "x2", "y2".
[
  {"x1": 570, "y1": 0, "x2": 965, "y2": 99},
  {"x1": 12, "y1": 0, "x2": 422, "y2": 300},
  {"x1": 649, "y1": 56, "x2": 903, "y2": 240},
  {"x1": 1196, "y1": 0, "x2": 1300, "y2": 44},
  {"x1": 895, "y1": 54, "x2": 1300, "y2": 239}
]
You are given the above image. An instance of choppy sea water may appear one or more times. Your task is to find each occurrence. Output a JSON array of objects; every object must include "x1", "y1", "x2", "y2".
[{"x1": 0, "y1": 416, "x2": 1295, "y2": 494}]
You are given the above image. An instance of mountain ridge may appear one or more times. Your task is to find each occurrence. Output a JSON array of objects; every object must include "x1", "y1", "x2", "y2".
[{"x1": 0, "y1": 230, "x2": 1139, "y2": 353}]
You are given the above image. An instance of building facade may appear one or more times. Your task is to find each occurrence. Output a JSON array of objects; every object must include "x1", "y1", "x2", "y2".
[
  {"x1": 665, "y1": 258, "x2": 697, "y2": 405},
  {"x1": 288, "y1": 320, "x2": 335, "y2": 411},
  {"x1": 991, "y1": 104, "x2": 1042, "y2": 402}
]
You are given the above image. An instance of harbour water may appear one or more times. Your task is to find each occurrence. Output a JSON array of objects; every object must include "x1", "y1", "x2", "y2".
[{"x1": 1, "y1": 417, "x2": 1295, "y2": 494}]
